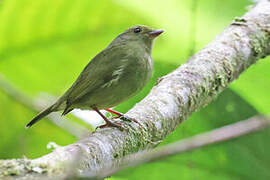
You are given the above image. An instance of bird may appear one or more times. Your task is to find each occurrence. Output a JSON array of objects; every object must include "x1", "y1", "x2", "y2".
[{"x1": 26, "y1": 25, "x2": 163, "y2": 129}]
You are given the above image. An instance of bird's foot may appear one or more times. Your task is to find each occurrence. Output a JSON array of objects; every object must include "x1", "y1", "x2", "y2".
[
  {"x1": 120, "y1": 115, "x2": 143, "y2": 128},
  {"x1": 110, "y1": 114, "x2": 140, "y2": 124},
  {"x1": 105, "y1": 109, "x2": 142, "y2": 126},
  {"x1": 92, "y1": 106, "x2": 124, "y2": 131},
  {"x1": 120, "y1": 115, "x2": 137, "y2": 123},
  {"x1": 97, "y1": 121, "x2": 124, "y2": 131}
]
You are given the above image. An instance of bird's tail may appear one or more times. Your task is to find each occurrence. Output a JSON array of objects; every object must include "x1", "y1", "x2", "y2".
[{"x1": 26, "y1": 104, "x2": 57, "y2": 128}]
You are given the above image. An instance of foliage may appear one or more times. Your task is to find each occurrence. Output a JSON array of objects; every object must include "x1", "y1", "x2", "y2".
[{"x1": 0, "y1": 0, "x2": 269, "y2": 179}]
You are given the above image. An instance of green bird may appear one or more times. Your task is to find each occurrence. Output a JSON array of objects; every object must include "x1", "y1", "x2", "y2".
[{"x1": 26, "y1": 25, "x2": 163, "y2": 129}]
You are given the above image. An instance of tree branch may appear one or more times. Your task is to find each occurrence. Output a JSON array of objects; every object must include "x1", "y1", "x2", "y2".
[
  {"x1": 1, "y1": 0, "x2": 270, "y2": 179},
  {"x1": 85, "y1": 116, "x2": 270, "y2": 178}
]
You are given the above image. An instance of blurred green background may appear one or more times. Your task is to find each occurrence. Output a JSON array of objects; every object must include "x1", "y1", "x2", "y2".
[{"x1": 0, "y1": 0, "x2": 270, "y2": 179}]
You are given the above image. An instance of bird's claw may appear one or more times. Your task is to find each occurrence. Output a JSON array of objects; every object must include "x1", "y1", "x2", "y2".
[
  {"x1": 119, "y1": 115, "x2": 142, "y2": 127},
  {"x1": 106, "y1": 109, "x2": 141, "y2": 126},
  {"x1": 96, "y1": 121, "x2": 124, "y2": 131}
]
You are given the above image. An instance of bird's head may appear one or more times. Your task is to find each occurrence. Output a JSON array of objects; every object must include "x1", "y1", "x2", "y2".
[{"x1": 111, "y1": 25, "x2": 164, "y2": 52}]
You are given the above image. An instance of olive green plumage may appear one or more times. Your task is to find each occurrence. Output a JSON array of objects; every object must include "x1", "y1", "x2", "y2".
[{"x1": 26, "y1": 25, "x2": 163, "y2": 128}]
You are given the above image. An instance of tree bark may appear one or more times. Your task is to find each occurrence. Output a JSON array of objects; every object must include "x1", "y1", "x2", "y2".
[{"x1": 1, "y1": 0, "x2": 270, "y2": 179}]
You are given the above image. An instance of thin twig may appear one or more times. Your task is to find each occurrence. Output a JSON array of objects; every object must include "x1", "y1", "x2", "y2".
[
  {"x1": 0, "y1": 74, "x2": 88, "y2": 138},
  {"x1": 90, "y1": 116, "x2": 270, "y2": 178}
]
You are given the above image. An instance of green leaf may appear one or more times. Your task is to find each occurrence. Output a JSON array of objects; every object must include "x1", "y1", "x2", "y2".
[
  {"x1": 0, "y1": 0, "x2": 149, "y2": 158},
  {"x1": 230, "y1": 59, "x2": 270, "y2": 114},
  {"x1": 0, "y1": 2, "x2": 269, "y2": 180}
]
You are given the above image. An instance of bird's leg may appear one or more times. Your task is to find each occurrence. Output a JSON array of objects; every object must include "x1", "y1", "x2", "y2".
[
  {"x1": 105, "y1": 108, "x2": 123, "y2": 118},
  {"x1": 92, "y1": 106, "x2": 123, "y2": 129},
  {"x1": 105, "y1": 108, "x2": 140, "y2": 124}
]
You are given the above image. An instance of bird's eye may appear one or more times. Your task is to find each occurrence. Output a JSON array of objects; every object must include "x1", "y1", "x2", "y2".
[{"x1": 134, "y1": 27, "x2": 142, "y2": 33}]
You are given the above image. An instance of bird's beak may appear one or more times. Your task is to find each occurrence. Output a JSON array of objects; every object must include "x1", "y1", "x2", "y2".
[{"x1": 149, "y1": 30, "x2": 164, "y2": 38}]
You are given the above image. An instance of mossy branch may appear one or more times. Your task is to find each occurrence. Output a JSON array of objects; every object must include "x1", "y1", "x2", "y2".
[{"x1": 1, "y1": 0, "x2": 270, "y2": 179}]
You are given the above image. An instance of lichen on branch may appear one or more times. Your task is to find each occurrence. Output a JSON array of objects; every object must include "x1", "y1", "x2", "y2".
[{"x1": 1, "y1": 0, "x2": 270, "y2": 179}]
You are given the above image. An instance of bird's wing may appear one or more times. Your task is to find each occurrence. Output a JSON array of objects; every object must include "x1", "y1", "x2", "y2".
[{"x1": 62, "y1": 46, "x2": 129, "y2": 106}]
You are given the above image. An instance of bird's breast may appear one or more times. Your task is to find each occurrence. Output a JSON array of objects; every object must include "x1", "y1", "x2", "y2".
[{"x1": 75, "y1": 48, "x2": 154, "y2": 109}]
